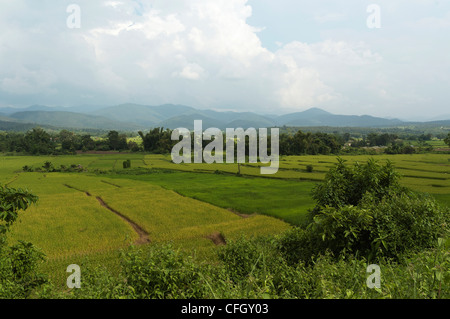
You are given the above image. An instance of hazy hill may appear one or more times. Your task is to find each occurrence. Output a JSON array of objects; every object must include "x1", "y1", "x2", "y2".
[
  {"x1": 274, "y1": 108, "x2": 403, "y2": 127},
  {"x1": 92, "y1": 104, "x2": 403, "y2": 129},
  {"x1": 158, "y1": 113, "x2": 227, "y2": 130},
  {"x1": 90, "y1": 103, "x2": 167, "y2": 127},
  {"x1": 8, "y1": 111, "x2": 144, "y2": 131},
  {"x1": 90, "y1": 104, "x2": 276, "y2": 129},
  {"x1": 1, "y1": 103, "x2": 447, "y2": 132}
]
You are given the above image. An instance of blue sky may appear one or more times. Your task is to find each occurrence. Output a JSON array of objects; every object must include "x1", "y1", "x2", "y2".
[{"x1": 0, "y1": 0, "x2": 449, "y2": 120}]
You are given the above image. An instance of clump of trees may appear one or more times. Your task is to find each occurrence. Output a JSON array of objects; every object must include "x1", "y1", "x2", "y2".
[
  {"x1": 445, "y1": 133, "x2": 450, "y2": 147},
  {"x1": 138, "y1": 128, "x2": 174, "y2": 154},
  {"x1": 279, "y1": 131, "x2": 342, "y2": 155},
  {"x1": 0, "y1": 128, "x2": 138, "y2": 155},
  {"x1": 22, "y1": 161, "x2": 86, "y2": 173}
]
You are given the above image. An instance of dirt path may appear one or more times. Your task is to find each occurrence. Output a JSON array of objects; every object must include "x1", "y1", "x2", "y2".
[
  {"x1": 227, "y1": 208, "x2": 253, "y2": 219},
  {"x1": 101, "y1": 180, "x2": 122, "y2": 188},
  {"x1": 6, "y1": 174, "x2": 20, "y2": 186},
  {"x1": 63, "y1": 184, "x2": 150, "y2": 245},
  {"x1": 95, "y1": 196, "x2": 150, "y2": 245},
  {"x1": 206, "y1": 232, "x2": 226, "y2": 246},
  {"x1": 63, "y1": 184, "x2": 92, "y2": 196}
]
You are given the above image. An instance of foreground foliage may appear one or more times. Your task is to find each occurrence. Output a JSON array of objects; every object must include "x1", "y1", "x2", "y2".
[
  {"x1": 0, "y1": 158, "x2": 448, "y2": 299},
  {"x1": 0, "y1": 185, "x2": 47, "y2": 298}
]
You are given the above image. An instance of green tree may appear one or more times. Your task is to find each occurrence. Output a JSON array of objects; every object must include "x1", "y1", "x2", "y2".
[
  {"x1": 138, "y1": 128, "x2": 173, "y2": 153},
  {"x1": 285, "y1": 158, "x2": 450, "y2": 262},
  {"x1": 80, "y1": 134, "x2": 96, "y2": 151},
  {"x1": 0, "y1": 184, "x2": 38, "y2": 237},
  {"x1": 0, "y1": 184, "x2": 47, "y2": 298},
  {"x1": 107, "y1": 131, "x2": 127, "y2": 151},
  {"x1": 445, "y1": 133, "x2": 450, "y2": 147},
  {"x1": 23, "y1": 128, "x2": 55, "y2": 155},
  {"x1": 58, "y1": 129, "x2": 79, "y2": 152},
  {"x1": 310, "y1": 158, "x2": 402, "y2": 213}
]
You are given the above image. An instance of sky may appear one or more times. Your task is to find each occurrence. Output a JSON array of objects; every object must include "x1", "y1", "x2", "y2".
[{"x1": 0, "y1": 0, "x2": 449, "y2": 120}]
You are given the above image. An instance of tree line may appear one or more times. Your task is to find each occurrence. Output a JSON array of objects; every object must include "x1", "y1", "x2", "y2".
[
  {"x1": 0, "y1": 127, "x2": 345, "y2": 156},
  {"x1": 1, "y1": 127, "x2": 448, "y2": 156}
]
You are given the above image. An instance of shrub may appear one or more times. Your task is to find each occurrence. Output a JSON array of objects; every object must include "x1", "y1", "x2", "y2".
[
  {"x1": 217, "y1": 236, "x2": 264, "y2": 281},
  {"x1": 362, "y1": 191, "x2": 449, "y2": 258},
  {"x1": 42, "y1": 161, "x2": 54, "y2": 172},
  {"x1": 120, "y1": 244, "x2": 207, "y2": 299},
  {"x1": 0, "y1": 184, "x2": 47, "y2": 298},
  {"x1": 283, "y1": 158, "x2": 450, "y2": 263},
  {"x1": 277, "y1": 228, "x2": 319, "y2": 266},
  {"x1": 22, "y1": 165, "x2": 33, "y2": 172},
  {"x1": 310, "y1": 158, "x2": 402, "y2": 214},
  {"x1": 308, "y1": 205, "x2": 373, "y2": 257},
  {"x1": 216, "y1": 236, "x2": 296, "y2": 298},
  {"x1": 306, "y1": 164, "x2": 314, "y2": 172},
  {"x1": 66, "y1": 262, "x2": 134, "y2": 299},
  {"x1": 123, "y1": 160, "x2": 131, "y2": 169},
  {"x1": 0, "y1": 241, "x2": 47, "y2": 298}
]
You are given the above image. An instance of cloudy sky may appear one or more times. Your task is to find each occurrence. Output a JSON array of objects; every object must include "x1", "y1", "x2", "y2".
[{"x1": 0, "y1": 0, "x2": 449, "y2": 120}]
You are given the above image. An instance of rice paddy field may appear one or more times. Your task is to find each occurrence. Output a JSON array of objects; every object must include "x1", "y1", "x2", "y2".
[{"x1": 0, "y1": 152, "x2": 448, "y2": 288}]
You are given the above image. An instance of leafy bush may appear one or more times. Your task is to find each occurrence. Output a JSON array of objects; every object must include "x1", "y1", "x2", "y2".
[
  {"x1": 310, "y1": 158, "x2": 402, "y2": 213},
  {"x1": 0, "y1": 241, "x2": 47, "y2": 298},
  {"x1": 123, "y1": 159, "x2": 131, "y2": 169},
  {"x1": 120, "y1": 244, "x2": 207, "y2": 299},
  {"x1": 362, "y1": 191, "x2": 449, "y2": 258},
  {"x1": 0, "y1": 184, "x2": 48, "y2": 298},
  {"x1": 66, "y1": 262, "x2": 134, "y2": 299},
  {"x1": 308, "y1": 205, "x2": 373, "y2": 257},
  {"x1": 0, "y1": 185, "x2": 39, "y2": 237},
  {"x1": 279, "y1": 158, "x2": 450, "y2": 263},
  {"x1": 217, "y1": 236, "x2": 262, "y2": 280},
  {"x1": 277, "y1": 228, "x2": 319, "y2": 265}
]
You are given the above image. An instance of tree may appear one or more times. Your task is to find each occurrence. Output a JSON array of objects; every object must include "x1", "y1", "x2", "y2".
[
  {"x1": 0, "y1": 185, "x2": 38, "y2": 237},
  {"x1": 23, "y1": 128, "x2": 55, "y2": 155},
  {"x1": 311, "y1": 158, "x2": 402, "y2": 212},
  {"x1": 107, "y1": 131, "x2": 127, "y2": 151},
  {"x1": 138, "y1": 128, "x2": 173, "y2": 153},
  {"x1": 298, "y1": 158, "x2": 449, "y2": 261},
  {"x1": 58, "y1": 130, "x2": 79, "y2": 152},
  {"x1": 80, "y1": 134, "x2": 96, "y2": 151},
  {"x1": 0, "y1": 184, "x2": 48, "y2": 298},
  {"x1": 445, "y1": 133, "x2": 450, "y2": 147}
]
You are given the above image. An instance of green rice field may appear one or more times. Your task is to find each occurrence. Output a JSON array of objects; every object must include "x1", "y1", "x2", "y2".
[{"x1": 0, "y1": 152, "x2": 448, "y2": 287}]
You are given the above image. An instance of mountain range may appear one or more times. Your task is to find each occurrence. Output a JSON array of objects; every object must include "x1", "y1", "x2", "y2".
[{"x1": 0, "y1": 103, "x2": 448, "y2": 132}]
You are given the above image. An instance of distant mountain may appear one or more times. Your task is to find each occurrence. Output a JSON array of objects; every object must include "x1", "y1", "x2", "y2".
[
  {"x1": 90, "y1": 103, "x2": 276, "y2": 129},
  {"x1": 274, "y1": 107, "x2": 403, "y2": 127},
  {"x1": 399, "y1": 120, "x2": 450, "y2": 128},
  {"x1": 89, "y1": 103, "x2": 196, "y2": 127},
  {"x1": 1, "y1": 103, "x2": 447, "y2": 132},
  {"x1": 158, "y1": 112, "x2": 226, "y2": 130},
  {"x1": 65, "y1": 104, "x2": 109, "y2": 114},
  {"x1": 8, "y1": 111, "x2": 144, "y2": 131},
  {"x1": 428, "y1": 114, "x2": 450, "y2": 121},
  {"x1": 0, "y1": 105, "x2": 67, "y2": 115},
  {"x1": 0, "y1": 120, "x2": 60, "y2": 132}
]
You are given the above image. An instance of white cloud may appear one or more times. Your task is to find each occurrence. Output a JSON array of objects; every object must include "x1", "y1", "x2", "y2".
[
  {"x1": 1, "y1": 67, "x2": 57, "y2": 95},
  {"x1": 177, "y1": 63, "x2": 205, "y2": 80},
  {"x1": 0, "y1": 0, "x2": 448, "y2": 119}
]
